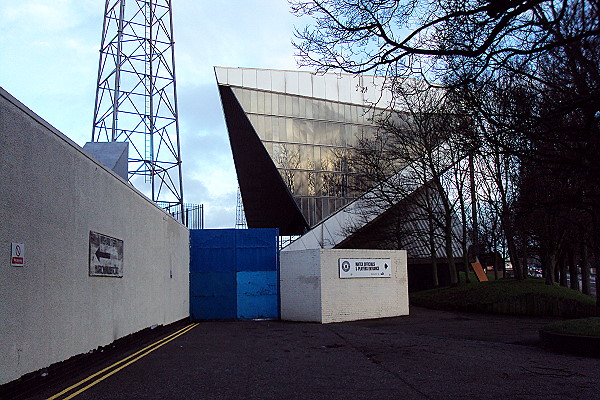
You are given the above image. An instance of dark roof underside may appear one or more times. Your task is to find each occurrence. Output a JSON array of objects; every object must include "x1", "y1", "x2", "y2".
[{"x1": 218, "y1": 85, "x2": 309, "y2": 235}]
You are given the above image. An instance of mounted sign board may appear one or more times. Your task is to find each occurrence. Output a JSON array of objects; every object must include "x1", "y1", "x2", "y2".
[
  {"x1": 89, "y1": 231, "x2": 123, "y2": 277},
  {"x1": 11, "y1": 243, "x2": 24, "y2": 267},
  {"x1": 339, "y1": 258, "x2": 392, "y2": 278}
]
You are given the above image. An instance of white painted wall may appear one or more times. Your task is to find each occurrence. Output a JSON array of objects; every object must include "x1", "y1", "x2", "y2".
[
  {"x1": 0, "y1": 87, "x2": 190, "y2": 385},
  {"x1": 280, "y1": 249, "x2": 409, "y2": 323},
  {"x1": 279, "y1": 249, "x2": 323, "y2": 322}
]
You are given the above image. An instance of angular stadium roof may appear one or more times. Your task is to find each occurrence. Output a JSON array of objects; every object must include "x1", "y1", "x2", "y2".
[
  {"x1": 215, "y1": 67, "x2": 394, "y2": 235},
  {"x1": 215, "y1": 67, "x2": 463, "y2": 260},
  {"x1": 215, "y1": 67, "x2": 393, "y2": 108}
]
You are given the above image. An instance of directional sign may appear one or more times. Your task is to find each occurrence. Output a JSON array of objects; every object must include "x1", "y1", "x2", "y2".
[
  {"x1": 11, "y1": 243, "x2": 24, "y2": 267},
  {"x1": 339, "y1": 258, "x2": 392, "y2": 278},
  {"x1": 89, "y1": 231, "x2": 123, "y2": 277}
]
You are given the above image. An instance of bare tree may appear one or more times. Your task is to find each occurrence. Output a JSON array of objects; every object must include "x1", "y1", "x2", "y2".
[
  {"x1": 342, "y1": 83, "x2": 466, "y2": 286},
  {"x1": 291, "y1": 1, "x2": 600, "y2": 81}
]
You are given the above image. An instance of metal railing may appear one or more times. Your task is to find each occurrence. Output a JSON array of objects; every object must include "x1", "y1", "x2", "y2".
[{"x1": 158, "y1": 202, "x2": 204, "y2": 229}]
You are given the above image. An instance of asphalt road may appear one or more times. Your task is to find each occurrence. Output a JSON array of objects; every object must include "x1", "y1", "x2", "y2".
[{"x1": 34, "y1": 307, "x2": 600, "y2": 400}]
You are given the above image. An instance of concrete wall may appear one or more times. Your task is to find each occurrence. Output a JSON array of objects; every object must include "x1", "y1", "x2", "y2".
[
  {"x1": 279, "y1": 249, "x2": 322, "y2": 322},
  {"x1": 0, "y1": 87, "x2": 190, "y2": 385},
  {"x1": 280, "y1": 249, "x2": 409, "y2": 323}
]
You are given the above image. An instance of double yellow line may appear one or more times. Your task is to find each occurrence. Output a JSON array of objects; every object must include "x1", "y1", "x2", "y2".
[{"x1": 47, "y1": 323, "x2": 199, "y2": 400}]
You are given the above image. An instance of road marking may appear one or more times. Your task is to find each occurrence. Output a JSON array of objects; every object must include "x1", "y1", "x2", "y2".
[{"x1": 47, "y1": 323, "x2": 199, "y2": 400}]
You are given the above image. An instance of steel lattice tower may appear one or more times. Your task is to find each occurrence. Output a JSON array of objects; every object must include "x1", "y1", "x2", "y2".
[
  {"x1": 235, "y1": 187, "x2": 247, "y2": 229},
  {"x1": 92, "y1": 0, "x2": 184, "y2": 217}
]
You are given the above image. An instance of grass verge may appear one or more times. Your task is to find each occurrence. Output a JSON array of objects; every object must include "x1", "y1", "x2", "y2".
[
  {"x1": 410, "y1": 278, "x2": 596, "y2": 318},
  {"x1": 542, "y1": 318, "x2": 600, "y2": 337}
]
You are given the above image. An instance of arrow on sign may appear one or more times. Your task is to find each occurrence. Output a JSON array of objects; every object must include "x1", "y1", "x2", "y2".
[
  {"x1": 384, "y1": 263, "x2": 389, "y2": 270},
  {"x1": 95, "y1": 248, "x2": 111, "y2": 261}
]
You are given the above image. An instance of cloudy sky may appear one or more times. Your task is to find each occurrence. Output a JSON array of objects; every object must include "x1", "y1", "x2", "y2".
[{"x1": 0, "y1": 0, "x2": 308, "y2": 228}]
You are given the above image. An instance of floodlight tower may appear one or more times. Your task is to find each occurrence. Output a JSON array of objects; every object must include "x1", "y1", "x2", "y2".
[
  {"x1": 235, "y1": 187, "x2": 247, "y2": 229},
  {"x1": 92, "y1": 0, "x2": 184, "y2": 218}
]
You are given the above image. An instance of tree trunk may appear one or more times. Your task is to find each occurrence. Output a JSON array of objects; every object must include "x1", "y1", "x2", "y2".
[
  {"x1": 459, "y1": 181, "x2": 470, "y2": 284},
  {"x1": 505, "y1": 233, "x2": 523, "y2": 280},
  {"x1": 501, "y1": 211, "x2": 522, "y2": 280},
  {"x1": 595, "y1": 251, "x2": 600, "y2": 316},
  {"x1": 429, "y1": 231, "x2": 439, "y2": 288},
  {"x1": 469, "y1": 152, "x2": 479, "y2": 259},
  {"x1": 581, "y1": 244, "x2": 591, "y2": 295},
  {"x1": 431, "y1": 260, "x2": 439, "y2": 288},
  {"x1": 558, "y1": 251, "x2": 568, "y2": 287},
  {"x1": 543, "y1": 248, "x2": 556, "y2": 285},
  {"x1": 445, "y1": 212, "x2": 459, "y2": 286},
  {"x1": 463, "y1": 250, "x2": 471, "y2": 284},
  {"x1": 493, "y1": 256, "x2": 498, "y2": 280},
  {"x1": 434, "y1": 177, "x2": 458, "y2": 286},
  {"x1": 568, "y1": 248, "x2": 579, "y2": 291},
  {"x1": 521, "y1": 234, "x2": 529, "y2": 279}
]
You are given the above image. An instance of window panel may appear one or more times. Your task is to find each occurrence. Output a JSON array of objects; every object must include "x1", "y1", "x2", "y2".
[
  {"x1": 294, "y1": 170, "x2": 304, "y2": 194},
  {"x1": 305, "y1": 98, "x2": 314, "y2": 119},
  {"x1": 242, "y1": 68, "x2": 257, "y2": 88},
  {"x1": 299, "y1": 97, "x2": 306, "y2": 119},
  {"x1": 313, "y1": 146, "x2": 322, "y2": 171},
  {"x1": 264, "y1": 116, "x2": 273, "y2": 141},
  {"x1": 286, "y1": 119, "x2": 294, "y2": 142},
  {"x1": 256, "y1": 115, "x2": 265, "y2": 139},
  {"x1": 227, "y1": 68, "x2": 243, "y2": 86},
  {"x1": 292, "y1": 119, "x2": 300, "y2": 143},
  {"x1": 271, "y1": 93, "x2": 278, "y2": 116},
  {"x1": 278, "y1": 94, "x2": 286, "y2": 117},
  {"x1": 306, "y1": 121, "x2": 314, "y2": 145},
  {"x1": 272, "y1": 117, "x2": 280, "y2": 142},
  {"x1": 292, "y1": 96, "x2": 300, "y2": 118},
  {"x1": 301, "y1": 197, "x2": 308, "y2": 219},
  {"x1": 328, "y1": 102, "x2": 339, "y2": 121},
  {"x1": 286, "y1": 96, "x2": 293, "y2": 117},
  {"x1": 250, "y1": 90, "x2": 258, "y2": 114},
  {"x1": 264, "y1": 93, "x2": 272, "y2": 115},
  {"x1": 338, "y1": 124, "x2": 347, "y2": 147},
  {"x1": 298, "y1": 73, "x2": 312, "y2": 97},
  {"x1": 264, "y1": 141, "x2": 273, "y2": 158},
  {"x1": 326, "y1": 122, "x2": 333, "y2": 145},
  {"x1": 314, "y1": 121, "x2": 324, "y2": 146},
  {"x1": 299, "y1": 144, "x2": 309, "y2": 169},
  {"x1": 277, "y1": 118, "x2": 286, "y2": 142},
  {"x1": 315, "y1": 171, "x2": 322, "y2": 197},
  {"x1": 257, "y1": 92, "x2": 265, "y2": 114},
  {"x1": 284, "y1": 71, "x2": 299, "y2": 95},
  {"x1": 239, "y1": 88, "x2": 251, "y2": 111},
  {"x1": 298, "y1": 120, "x2": 308, "y2": 144},
  {"x1": 272, "y1": 70, "x2": 285, "y2": 92},
  {"x1": 256, "y1": 69, "x2": 271, "y2": 91},
  {"x1": 247, "y1": 113, "x2": 257, "y2": 129},
  {"x1": 316, "y1": 196, "x2": 323, "y2": 222},
  {"x1": 307, "y1": 170, "x2": 317, "y2": 196}
]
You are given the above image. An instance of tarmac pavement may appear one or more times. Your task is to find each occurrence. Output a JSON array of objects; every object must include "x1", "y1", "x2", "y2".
[{"x1": 33, "y1": 307, "x2": 600, "y2": 400}]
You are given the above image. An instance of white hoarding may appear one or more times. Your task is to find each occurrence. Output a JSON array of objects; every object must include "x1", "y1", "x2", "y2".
[{"x1": 339, "y1": 258, "x2": 391, "y2": 278}]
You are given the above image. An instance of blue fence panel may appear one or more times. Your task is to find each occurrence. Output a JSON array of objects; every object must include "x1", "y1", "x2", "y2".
[
  {"x1": 190, "y1": 230, "x2": 236, "y2": 272},
  {"x1": 236, "y1": 271, "x2": 278, "y2": 319},
  {"x1": 235, "y1": 229, "x2": 278, "y2": 272},
  {"x1": 190, "y1": 228, "x2": 279, "y2": 320},
  {"x1": 190, "y1": 272, "x2": 237, "y2": 319}
]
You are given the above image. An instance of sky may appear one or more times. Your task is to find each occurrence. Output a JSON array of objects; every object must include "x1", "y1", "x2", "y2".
[{"x1": 0, "y1": 0, "x2": 307, "y2": 228}]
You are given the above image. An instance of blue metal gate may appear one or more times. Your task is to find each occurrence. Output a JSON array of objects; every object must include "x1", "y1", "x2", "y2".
[{"x1": 189, "y1": 229, "x2": 279, "y2": 320}]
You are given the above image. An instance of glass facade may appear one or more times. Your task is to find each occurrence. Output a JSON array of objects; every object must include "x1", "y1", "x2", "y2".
[{"x1": 217, "y1": 67, "x2": 388, "y2": 227}]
